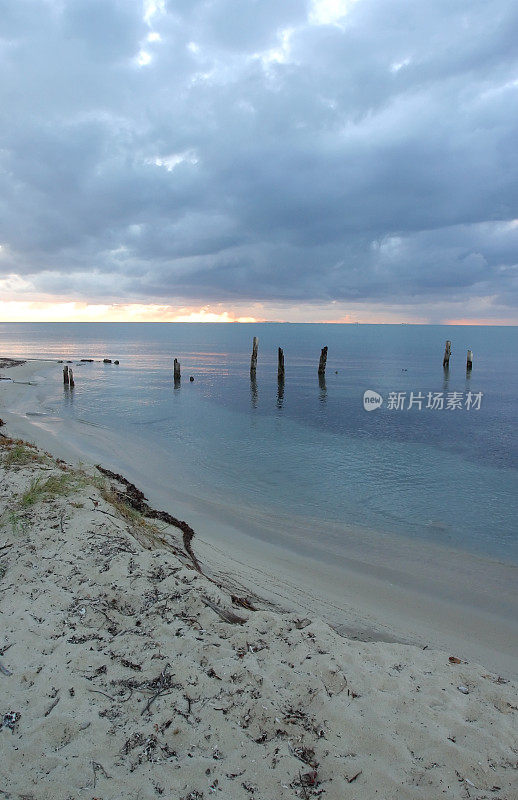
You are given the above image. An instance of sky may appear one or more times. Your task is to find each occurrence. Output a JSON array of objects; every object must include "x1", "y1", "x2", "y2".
[{"x1": 0, "y1": 0, "x2": 517, "y2": 324}]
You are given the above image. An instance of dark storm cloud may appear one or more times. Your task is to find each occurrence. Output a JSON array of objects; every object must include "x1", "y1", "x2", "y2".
[{"x1": 0, "y1": 0, "x2": 517, "y2": 316}]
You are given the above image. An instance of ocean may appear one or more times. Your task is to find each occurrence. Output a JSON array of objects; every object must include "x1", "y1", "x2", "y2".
[{"x1": 1, "y1": 322, "x2": 517, "y2": 563}]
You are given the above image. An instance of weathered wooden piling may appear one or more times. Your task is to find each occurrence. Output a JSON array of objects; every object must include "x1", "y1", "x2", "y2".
[
  {"x1": 318, "y1": 346, "x2": 328, "y2": 376},
  {"x1": 63, "y1": 366, "x2": 69, "y2": 384},
  {"x1": 173, "y1": 358, "x2": 181, "y2": 381},
  {"x1": 443, "y1": 340, "x2": 451, "y2": 368},
  {"x1": 68, "y1": 368, "x2": 75, "y2": 388},
  {"x1": 277, "y1": 379, "x2": 284, "y2": 408},
  {"x1": 250, "y1": 375, "x2": 258, "y2": 408},
  {"x1": 466, "y1": 349, "x2": 473, "y2": 371},
  {"x1": 277, "y1": 347, "x2": 285, "y2": 382},
  {"x1": 250, "y1": 337, "x2": 259, "y2": 377}
]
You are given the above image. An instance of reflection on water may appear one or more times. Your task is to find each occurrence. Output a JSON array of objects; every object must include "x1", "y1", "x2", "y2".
[
  {"x1": 442, "y1": 370, "x2": 450, "y2": 394},
  {"x1": 1, "y1": 321, "x2": 517, "y2": 562},
  {"x1": 318, "y1": 373, "x2": 327, "y2": 403},
  {"x1": 250, "y1": 376, "x2": 258, "y2": 408},
  {"x1": 63, "y1": 385, "x2": 75, "y2": 406}
]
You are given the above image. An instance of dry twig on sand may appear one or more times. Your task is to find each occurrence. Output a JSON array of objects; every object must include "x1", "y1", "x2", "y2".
[{"x1": 202, "y1": 596, "x2": 247, "y2": 624}]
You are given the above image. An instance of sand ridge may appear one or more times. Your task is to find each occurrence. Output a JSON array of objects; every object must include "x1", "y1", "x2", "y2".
[{"x1": 0, "y1": 437, "x2": 517, "y2": 800}]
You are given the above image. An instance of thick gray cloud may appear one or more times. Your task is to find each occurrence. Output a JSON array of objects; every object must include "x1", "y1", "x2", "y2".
[{"x1": 0, "y1": 0, "x2": 517, "y2": 318}]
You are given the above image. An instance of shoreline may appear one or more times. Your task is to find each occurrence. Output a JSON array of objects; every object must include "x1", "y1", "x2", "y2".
[
  {"x1": 1, "y1": 359, "x2": 517, "y2": 679},
  {"x1": 1, "y1": 421, "x2": 517, "y2": 798}
]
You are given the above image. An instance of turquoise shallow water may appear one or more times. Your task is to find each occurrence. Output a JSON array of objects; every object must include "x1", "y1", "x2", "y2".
[{"x1": 1, "y1": 322, "x2": 517, "y2": 562}]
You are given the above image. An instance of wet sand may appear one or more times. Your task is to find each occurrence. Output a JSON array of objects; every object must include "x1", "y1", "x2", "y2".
[
  {"x1": 1, "y1": 359, "x2": 517, "y2": 679},
  {"x1": 1, "y1": 425, "x2": 517, "y2": 799}
]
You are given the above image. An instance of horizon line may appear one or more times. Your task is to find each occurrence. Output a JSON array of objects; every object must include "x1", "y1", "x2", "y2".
[{"x1": 1, "y1": 319, "x2": 517, "y2": 327}]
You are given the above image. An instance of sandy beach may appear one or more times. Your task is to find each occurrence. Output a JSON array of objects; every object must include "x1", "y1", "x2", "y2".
[
  {"x1": 3, "y1": 0, "x2": 518, "y2": 793},
  {"x1": 1, "y1": 360, "x2": 517, "y2": 680},
  {"x1": 1, "y1": 359, "x2": 517, "y2": 799}
]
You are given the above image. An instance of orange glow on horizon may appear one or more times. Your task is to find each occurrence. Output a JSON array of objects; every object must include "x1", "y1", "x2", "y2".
[
  {"x1": 0, "y1": 300, "x2": 516, "y2": 325},
  {"x1": 171, "y1": 308, "x2": 258, "y2": 323},
  {"x1": 0, "y1": 301, "x2": 261, "y2": 323},
  {"x1": 445, "y1": 318, "x2": 518, "y2": 326}
]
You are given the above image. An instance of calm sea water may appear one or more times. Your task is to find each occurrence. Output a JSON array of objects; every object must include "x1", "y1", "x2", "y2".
[{"x1": 2, "y1": 322, "x2": 517, "y2": 562}]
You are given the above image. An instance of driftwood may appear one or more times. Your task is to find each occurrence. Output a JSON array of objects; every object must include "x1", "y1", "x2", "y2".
[
  {"x1": 95, "y1": 466, "x2": 201, "y2": 573},
  {"x1": 231, "y1": 595, "x2": 257, "y2": 611},
  {"x1": 202, "y1": 596, "x2": 247, "y2": 624}
]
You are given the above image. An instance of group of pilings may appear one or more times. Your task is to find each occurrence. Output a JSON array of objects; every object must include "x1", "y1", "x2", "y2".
[
  {"x1": 250, "y1": 337, "x2": 328, "y2": 381},
  {"x1": 61, "y1": 358, "x2": 121, "y2": 390},
  {"x1": 172, "y1": 339, "x2": 328, "y2": 386},
  {"x1": 63, "y1": 365, "x2": 75, "y2": 388},
  {"x1": 174, "y1": 337, "x2": 474, "y2": 386},
  {"x1": 443, "y1": 340, "x2": 473, "y2": 371}
]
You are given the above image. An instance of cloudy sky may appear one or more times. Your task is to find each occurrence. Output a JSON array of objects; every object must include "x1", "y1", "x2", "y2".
[{"x1": 0, "y1": 0, "x2": 517, "y2": 323}]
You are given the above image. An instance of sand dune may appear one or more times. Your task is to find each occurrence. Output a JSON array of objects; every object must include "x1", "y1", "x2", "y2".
[{"x1": 0, "y1": 434, "x2": 516, "y2": 800}]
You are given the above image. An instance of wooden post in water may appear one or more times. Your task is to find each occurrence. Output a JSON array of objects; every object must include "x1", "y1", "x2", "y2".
[
  {"x1": 68, "y1": 368, "x2": 75, "y2": 388},
  {"x1": 277, "y1": 347, "x2": 285, "y2": 382},
  {"x1": 63, "y1": 365, "x2": 69, "y2": 384},
  {"x1": 466, "y1": 349, "x2": 473, "y2": 371},
  {"x1": 443, "y1": 340, "x2": 451, "y2": 368},
  {"x1": 250, "y1": 337, "x2": 259, "y2": 377},
  {"x1": 318, "y1": 346, "x2": 328, "y2": 376},
  {"x1": 277, "y1": 378, "x2": 284, "y2": 408},
  {"x1": 173, "y1": 358, "x2": 181, "y2": 381},
  {"x1": 250, "y1": 374, "x2": 258, "y2": 408}
]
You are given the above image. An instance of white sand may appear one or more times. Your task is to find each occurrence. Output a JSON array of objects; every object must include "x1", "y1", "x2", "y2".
[
  {"x1": 1, "y1": 436, "x2": 517, "y2": 799},
  {"x1": 1, "y1": 360, "x2": 517, "y2": 680},
  {"x1": 0, "y1": 438, "x2": 518, "y2": 800},
  {"x1": 0, "y1": 361, "x2": 517, "y2": 799}
]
